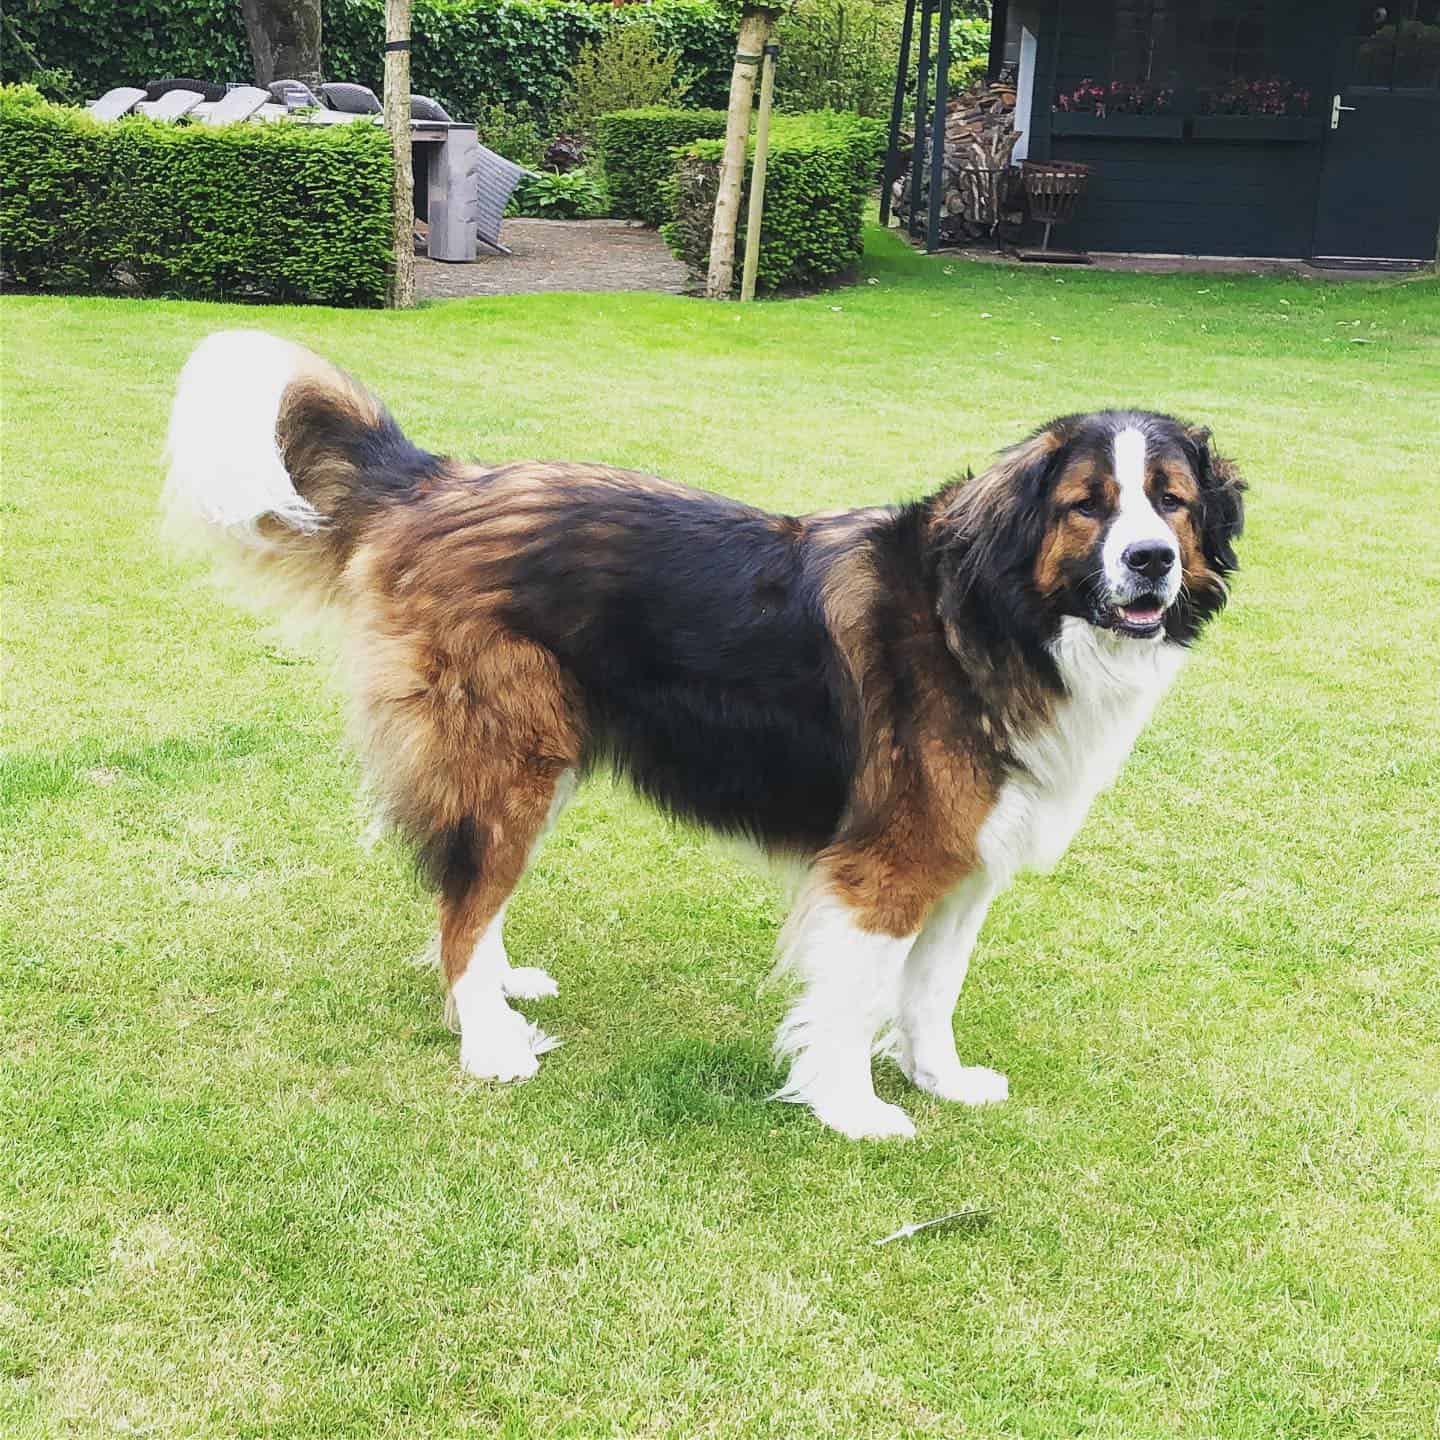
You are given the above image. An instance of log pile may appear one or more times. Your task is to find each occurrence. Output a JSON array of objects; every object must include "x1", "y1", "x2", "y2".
[{"x1": 892, "y1": 79, "x2": 1021, "y2": 242}]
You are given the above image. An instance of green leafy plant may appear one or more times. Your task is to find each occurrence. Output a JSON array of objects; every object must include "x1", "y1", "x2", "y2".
[
  {"x1": 472, "y1": 98, "x2": 545, "y2": 168},
  {"x1": 510, "y1": 165, "x2": 610, "y2": 219},
  {"x1": 0, "y1": 2, "x2": 251, "y2": 98},
  {"x1": 776, "y1": 0, "x2": 907, "y2": 118},
  {"x1": 559, "y1": 20, "x2": 691, "y2": 138},
  {"x1": 1358, "y1": 19, "x2": 1440, "y2": 87},
  {"x1": 949, "y1": 14, "x2": 990, "y2": 92},
  {"x1": 0, "y1": 2, "x2": 734, "y2": 134},
  {"x1": 663, "y1": 110, "x2": 886, "y2": 292},
  {"x1": 0, "y1": 86, "x2": 391, "y2": 305},
  {"x1": 594, "y1": 106, "x2": 727, "y2": 226}
]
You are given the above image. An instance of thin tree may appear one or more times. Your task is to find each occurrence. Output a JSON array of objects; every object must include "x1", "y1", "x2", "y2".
[
  {"x1": 239, "y1": 0, "x2": 322, "y2": 89},
  {"x1": 384, "y1": 0, "x2": 416, "y2": 310},
  {"x1": 706, "y1": 5, "x2": 782, "y2": 299}
]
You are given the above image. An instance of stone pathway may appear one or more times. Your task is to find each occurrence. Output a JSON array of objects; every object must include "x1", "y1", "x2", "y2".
[{"x1": 417, "y1": 218, "x2": 690, "y2": 300}]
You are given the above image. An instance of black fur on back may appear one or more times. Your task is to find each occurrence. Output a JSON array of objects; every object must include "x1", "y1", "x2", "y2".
[{"x1": 492, "y1": 481, "x2": 860, "y2": 851}]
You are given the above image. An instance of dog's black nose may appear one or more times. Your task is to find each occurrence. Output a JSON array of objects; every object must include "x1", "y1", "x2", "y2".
[{"x1": 1122, "y1": 541, "x2": 1177, "y2": 581}]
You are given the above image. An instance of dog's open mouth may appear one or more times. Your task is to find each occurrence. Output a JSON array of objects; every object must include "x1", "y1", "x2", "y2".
[{"x1": 1112, "y1": 597, "x2": 1166, "y2": 636}]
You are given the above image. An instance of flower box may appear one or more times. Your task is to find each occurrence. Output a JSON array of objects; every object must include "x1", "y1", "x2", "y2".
[
  {"x1": 1189, "y1": 115, "x2": 1323, "y2": 142},
  {"x1": 1050, "y1": 112, "x2": 1185, "y2": 140}
]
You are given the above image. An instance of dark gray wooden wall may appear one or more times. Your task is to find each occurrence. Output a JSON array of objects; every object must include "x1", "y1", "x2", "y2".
[{"x1": 1024, "y1": 0, "x2": 1344, "y2": 256}]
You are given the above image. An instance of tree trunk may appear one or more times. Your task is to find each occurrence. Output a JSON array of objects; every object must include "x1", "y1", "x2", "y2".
[
  {"x1": 240, "y1": 0, "x2": 322, "y2": 89},
  {"x1": 706, "y1": 8, "x2": 777, "y2": 299},
  {"x1": 384, "y1": 0, "x2": 416, "y2": 310}
]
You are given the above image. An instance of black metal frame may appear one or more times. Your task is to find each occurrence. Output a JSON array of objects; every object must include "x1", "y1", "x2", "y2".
[{"x1": 879, "y1": 0, "x2": 955, "y2": 251}]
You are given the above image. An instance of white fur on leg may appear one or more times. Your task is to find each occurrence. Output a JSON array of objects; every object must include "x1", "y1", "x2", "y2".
[
  {"x1": 891, "y1": 873, "x2": 1008, "y2": 1105},
  {"x1": 772, "y1": 883, "x2": 918, "y2": 1140},
  {"x1": 419, "y1": 902, "x2": 560, "y2": 1007},
  {"x1": 450, "y1": 913, "x2": 556, "y2": 1083},
  {"x1": 494, "y1": 770, "x2": 576, "y2": 1000},
  {"x1": 501, "y1": 965, "x2": 560, "y2": 1001}
]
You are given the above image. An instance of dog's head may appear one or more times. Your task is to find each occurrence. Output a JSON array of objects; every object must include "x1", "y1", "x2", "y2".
[{"x1": 934, "y1": 411, "x2": 1245, "y2": 657}]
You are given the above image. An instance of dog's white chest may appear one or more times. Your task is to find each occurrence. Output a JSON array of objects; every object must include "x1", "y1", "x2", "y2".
[{"x1": 977, "y1": 620, "x2": 1185, "y2": 883}]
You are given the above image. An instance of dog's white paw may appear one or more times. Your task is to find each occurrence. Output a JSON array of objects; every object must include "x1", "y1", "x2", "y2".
[
  {"x1": 502, "y1": 965, "x2": 559, "y2": 1000},
  {"x1": 909, "y1": 1059, "x2": 1009, "y2": 1106},
  {"x1": 810, "y1": 1092, "x2": 917, "y2": 1141},
  {"x1": 459, "y1": 1008, "x2": 550, "y2": 1083}
]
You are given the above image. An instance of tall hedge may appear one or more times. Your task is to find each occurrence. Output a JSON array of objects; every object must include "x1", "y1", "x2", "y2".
[
  {"x1": 594, "y1": 106, "x2": 727, "y2": 227},
  {"x1": 0, "y1": 88, "x2": 392, "y2": 305},
  {"x1": 0, "y1": 1, "x2": 252, "y2": 102},
  {"x1": 664, "y1": 111, "x2": 886, "y2": 293},
  {"x1": 2, "y1": 1, "x2": 734, "y2": 127}
]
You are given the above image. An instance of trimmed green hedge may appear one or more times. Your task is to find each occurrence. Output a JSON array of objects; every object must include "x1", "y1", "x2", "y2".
[
  {"x1": 0, "y1": 2, "x2": 247, "y2": 102},
  {"x1": 0, "y1": 87, "x2": 392, "y2": 305},
  {"x1": 3, "y1": 1, "x2": 734, "y2": 127},
  {"x1": 595, "y1": 106, "x2": 727, "y2": 227},
  {"x1": 663, "y1": 111, "x2": 886, "y2": 293}
]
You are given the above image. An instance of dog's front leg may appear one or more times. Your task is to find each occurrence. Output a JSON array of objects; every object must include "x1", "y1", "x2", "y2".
[
  {"x1": 772, "y1": 879, "x2": 919, "y2": 1140},
  {"x1": 893, "y1": 872, "x2": 1007, "y2": 1105}
]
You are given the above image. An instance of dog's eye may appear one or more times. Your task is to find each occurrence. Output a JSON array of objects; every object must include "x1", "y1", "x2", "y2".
[
  {"x1": 1159, "y1": 492, "x2": 1186, "y2": 514},
  {"x1": 1073, "y1": 497, "x2": 1100, "y2": 518}
]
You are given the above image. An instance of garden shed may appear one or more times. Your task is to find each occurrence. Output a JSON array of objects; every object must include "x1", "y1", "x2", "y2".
[{"x1": 984, "y1": 0, "x2": 1440, "y2": 263}]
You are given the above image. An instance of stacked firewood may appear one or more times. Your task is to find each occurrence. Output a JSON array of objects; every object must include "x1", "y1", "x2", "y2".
[{"x1": 892, "y1": 79, "x2": 1021, "y2": 241}]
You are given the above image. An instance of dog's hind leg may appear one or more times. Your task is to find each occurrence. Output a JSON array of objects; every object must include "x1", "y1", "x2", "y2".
[
  {"x1": 356, "y1": 608, "x2": 583, "y2": 1083},
  {"x1": 434, "y1": 759, "x2": 573, "y2": 1082},
  {"x1": 425, "y1": 765, "x2": 577, "y2": 1003},
  {"x1": 497, "y1": 767, "x2": 578, "y2": 1001}
]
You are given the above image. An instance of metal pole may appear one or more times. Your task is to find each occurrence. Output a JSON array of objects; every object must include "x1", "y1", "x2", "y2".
[
  {"x1": 879, "y1": 0, "x2": 918, "y2": 227},
  {"x1": 908, "y1": 0, "x2": 933, "y2": 238},
  {"x1": 740, "y1": 43, "x2": 778, "y2": 303},
  {"x1": 926, "y1": 0, "x2": 952, "y2": 252},
  {"x1": 988, "y1": 0, "x2": 1010, "y2": 83}
]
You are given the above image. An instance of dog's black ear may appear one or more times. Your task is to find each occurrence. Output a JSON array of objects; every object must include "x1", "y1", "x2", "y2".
[
  {"x1": 930, "y1": 426, "x2": 1066, "y2": 672},
  {"x1": 1187, "y1": 425, "x2": 1246, "y2": 576}
]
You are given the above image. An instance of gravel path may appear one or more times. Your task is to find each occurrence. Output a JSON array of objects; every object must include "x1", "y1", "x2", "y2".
[{"x1": 417, "y1": 218, "x2": 690, "y2": 300}]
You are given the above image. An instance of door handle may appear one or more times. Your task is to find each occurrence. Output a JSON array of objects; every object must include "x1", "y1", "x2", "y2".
[{"x1": 1330, "y1": 93, "x2": 1357, "y2": 129}]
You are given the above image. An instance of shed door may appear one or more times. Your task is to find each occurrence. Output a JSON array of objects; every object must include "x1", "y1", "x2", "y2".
[{"x1": 1311, "y1": 1, "x2": 1440, "y2": 262}]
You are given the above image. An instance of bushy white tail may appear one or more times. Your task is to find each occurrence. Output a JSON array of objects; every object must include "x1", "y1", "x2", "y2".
[{"x1": 163, "y1": 329, "x2": 324, "y2": 544}]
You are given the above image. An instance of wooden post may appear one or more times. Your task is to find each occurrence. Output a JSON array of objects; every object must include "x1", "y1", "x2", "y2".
[
  {"x1": 706, "y1": 6, "x2": 777, "y2": 299},
  {"x1": 384, "y1": 0, "x2": 415, "y2": 310},
  {"x1": 739, "y1": 43, "x2": 778, "y2": 303}
]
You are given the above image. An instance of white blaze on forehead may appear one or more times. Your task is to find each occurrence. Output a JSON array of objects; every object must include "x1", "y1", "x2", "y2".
[
  {"x1": 1102, "y1": 424, "x2": 1178, "y2": 596},
  {"x1": 1112, "y1": 426, "x2": 1149, "y2": 504}
]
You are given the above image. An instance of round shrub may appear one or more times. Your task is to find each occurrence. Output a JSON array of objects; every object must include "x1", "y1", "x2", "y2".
[
  {"x1": 594, "y1": 106, "x2": 727, "y2": 227},
  {"x1": 663, "y1": 110, "x2": 886, "y2": 293}
]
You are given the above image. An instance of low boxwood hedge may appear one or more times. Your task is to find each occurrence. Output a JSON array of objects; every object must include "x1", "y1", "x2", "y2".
[
  {"x1": 663, "y1": 110, "x2": 886, "y2": 293},
  {"x1": 594, "y1": 106, "x2": 727, "y2": 226},
  {"x1": 0, "y1": 86, "x2": 392, "y2": 306}
]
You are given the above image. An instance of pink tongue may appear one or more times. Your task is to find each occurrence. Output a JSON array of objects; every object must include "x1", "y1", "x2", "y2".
[{"x1": 1123, "y1": 605, "x2": 1162, "y2": 625}]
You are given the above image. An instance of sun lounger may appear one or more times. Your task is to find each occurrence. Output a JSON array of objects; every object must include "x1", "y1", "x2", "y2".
[
  {"x1": 87, "y1": 87, "x2": 146, "y2": 121},
  {"x1": 134, "y1": 89, "x2": 205, "y2": 122}
]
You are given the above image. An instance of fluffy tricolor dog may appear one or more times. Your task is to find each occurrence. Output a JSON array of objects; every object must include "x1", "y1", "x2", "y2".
[{"x1": 165, "y1": 331, "x2": 1245, "y2": 1139}]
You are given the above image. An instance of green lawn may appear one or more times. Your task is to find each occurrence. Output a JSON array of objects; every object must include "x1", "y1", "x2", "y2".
[{"x1": 3, "y1": 230, "x2": 1439, "y2": 1439}]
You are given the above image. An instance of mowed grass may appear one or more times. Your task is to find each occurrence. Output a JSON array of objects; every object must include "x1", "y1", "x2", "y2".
[{"x1": 3, "y1": 231, "x2": 1439, "y2": 1439}]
